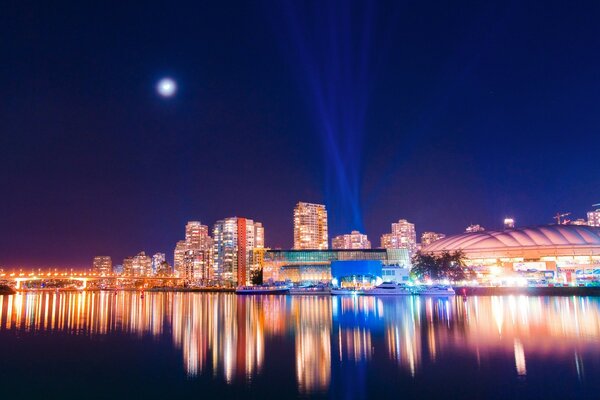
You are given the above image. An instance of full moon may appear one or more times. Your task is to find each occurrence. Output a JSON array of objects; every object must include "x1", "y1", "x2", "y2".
[{"x1": 156, "y1": 78, "x2": 177, "y2": 97}]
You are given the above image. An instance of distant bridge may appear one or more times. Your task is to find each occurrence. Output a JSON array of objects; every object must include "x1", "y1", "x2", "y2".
[{"x1": 0, "y1": 274, "x2": 184, "y2": 290}]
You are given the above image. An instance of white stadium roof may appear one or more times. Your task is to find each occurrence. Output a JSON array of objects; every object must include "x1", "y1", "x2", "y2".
[{"x1": 423, "y1": 225, "x2": 600, "y2": 257}]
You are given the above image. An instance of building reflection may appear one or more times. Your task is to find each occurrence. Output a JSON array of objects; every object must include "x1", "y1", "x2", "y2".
[
  {"x1": 290, "y1": 296, "x2": 331, "y2": 393},
  {"x1": 0, "y1": 293, "x2": 600, "y2": 391}
]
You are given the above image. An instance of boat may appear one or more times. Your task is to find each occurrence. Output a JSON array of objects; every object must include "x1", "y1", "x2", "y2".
[
  {"x1": 235, "y1": 285, "x2": 290, "y2": 295},
  {"x1": 415, "y1": 285, "x2": 456, "y2": 296},
  {"x1": 330, "y1": 288, "x2": 362, "y2": 295},
  {"x1": 362, "y1": 282, "x2": 413, "y2": 296},
  {"x1": 289, "y1": 284, "x2": 331, "y2": 295}
]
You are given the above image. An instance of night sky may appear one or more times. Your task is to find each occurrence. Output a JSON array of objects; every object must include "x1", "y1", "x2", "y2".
[{"x1": 3, "y1": 1, "x2": 600, "y2": 268}]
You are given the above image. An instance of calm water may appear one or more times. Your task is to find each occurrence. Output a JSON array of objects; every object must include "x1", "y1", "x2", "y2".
[{"x1": 0, "y1": 292, "x2": 599, "y2": 399}]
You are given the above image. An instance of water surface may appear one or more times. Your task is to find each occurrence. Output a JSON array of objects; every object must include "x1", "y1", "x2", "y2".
[{"x1": 0, "y1": 292, "x2": 598, "y2": 399}]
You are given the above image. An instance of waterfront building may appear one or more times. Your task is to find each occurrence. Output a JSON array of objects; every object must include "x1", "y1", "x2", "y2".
[
  {"x1": 332, "y1": 230, "x2": 371, "y2": 250},
  {"x1": 294, "y1": 202, "x2": 328, "y2": 250},
  {"x1": 423, "y1": 225, "x2": 600, "y2": 284},
  {"x1": 252, "y1": 247, "x2": 268, "y2": 276},
  {"x1": 588, "y1": 207, "x2": 600, "y2": 227},
  {"x1": 182, "y1": 249, "x2": 212, "y2": 281},
  {"x1": 122, "y1": 257, "x2": 133, "y2": 276},
  {"x1": 174, "y1": 240, "x2": 187, "y2": 276},
  {"x1": 213, "y1": 217, "x2": 264, "y2": 285},
  {"x1": 92, "y1": 256, "x2": 112, "y2": 275},
  {"x1": 465, "y1": 224, "x2": 485, "y2": 233},
  {"x1": 262, "y1": 249, "x2": 410, "y2": 284},
  {"x1": 185, "y1": 221, "x2": 210, "y2": 249},
  {"x1": 174, "y1": 221, "x2": 213, "y2": 282},
  {"x1": 380, "y1": 219, "x2": 417, "y2": 257},
  {"x1": 152, "y1": 253, "x2": 166, "y2": 275},
  {"x1": 156, "y1": 260, "x2": 171, "y2": 276},
  {"x1": 420, "y1": 232, "x2": 446, "y2": 247},
  {"x1": 131, "y1": 252, "x2": 152, "y2": 277},
  {"x1": 503, "y1": 218, "x2": 515, "y2": 229}
]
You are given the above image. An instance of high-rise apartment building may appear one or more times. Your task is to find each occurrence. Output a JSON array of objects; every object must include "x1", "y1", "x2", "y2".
[
  {"x1": 588, "y1": 207, "x2": 600, "y2": 227},
  {"x1": 185, "y1": 221, "x2": 210, "y2": 248},
  {"x1": 131, "y1": 252, "x2": 152, "y2": 277},
  {"x1": 92, "y1": 256, "x2": 112, "y2": 275},
  {"x1": 420, "y1": 232, "x2": 446, "y2": 248},
  {"x1": 122, "y1": 257, "x2": 133, "y2": 276},
  {"x1": 174, "y1": 221, "x2": 213, "y2": 281},
  {"x1": 465, "y1": 224, "x2": 485, "y2": 233},
  {"x1": 213, "y1": 217, "x2": 264, "y2": 285},
  {"x1": 294, "y1": 202, "x2": 328, "y2": 250},
  {"x1": 174, "y1": 240, "x2": 187, "y2": 275},
  {"x1": 331, "y1": 231, "x2": 371, "y2": 250},
  {"x1": 380, "y1": 219, "x2": 417, "y2": 257}
]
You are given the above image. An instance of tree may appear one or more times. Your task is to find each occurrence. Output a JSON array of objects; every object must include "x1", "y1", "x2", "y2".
[
  {"x1": 411, "y1": 252, "x2": 442, "y2": 280},
  {"x1": 250, "y1": 268, "x2": 263, "y2": 285},
  {"x1": 411, "y1": 250, "x2": 474, "y2": 282}
]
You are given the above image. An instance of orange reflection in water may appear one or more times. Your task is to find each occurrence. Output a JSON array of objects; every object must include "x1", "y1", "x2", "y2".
[{"x1": 0, "y1": 293, "x2": 599, "y2": 392}]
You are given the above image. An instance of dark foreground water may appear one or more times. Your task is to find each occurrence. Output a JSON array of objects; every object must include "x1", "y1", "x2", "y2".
[{"x1": 0, "y1": 292, "x2": 598, "y2": 399}]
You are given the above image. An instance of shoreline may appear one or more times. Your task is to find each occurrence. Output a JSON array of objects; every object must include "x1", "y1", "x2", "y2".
[
  {"x1": 7, "y1": 286, "x2": 600, "y2": 296},
  {"x1": 454, "y1": 286, "x2": 600, "y2": 296}
]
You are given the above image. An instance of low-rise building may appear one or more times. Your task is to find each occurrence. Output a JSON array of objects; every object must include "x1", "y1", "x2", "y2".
[
  {"x1": 92, "y1": 256, "x2": 112, "y2": 275},
  {"x1": 422, "y1": 225, "x2": 600, "y2": 284},
  {"x1": 262, "y1": 249, "x2": 411, "y2": 284}
]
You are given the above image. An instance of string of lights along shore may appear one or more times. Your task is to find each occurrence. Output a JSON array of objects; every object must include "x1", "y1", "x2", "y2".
[{"x1": 83, "y1": 202, "x2": 600, "y2": 288}]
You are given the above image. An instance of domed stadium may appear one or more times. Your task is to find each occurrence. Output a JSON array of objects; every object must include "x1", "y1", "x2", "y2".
[{"x1": 422, "y1": 225, "x2": 600, "y2": 283}]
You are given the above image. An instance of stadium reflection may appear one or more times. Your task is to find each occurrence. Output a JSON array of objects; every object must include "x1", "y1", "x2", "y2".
[{"x1": 0, "y1": 292, "x2": 599, "y2": 393}]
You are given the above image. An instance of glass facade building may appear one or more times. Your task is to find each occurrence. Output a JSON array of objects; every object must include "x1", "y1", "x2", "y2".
[{"x1": 262, "y1": 249, "x2": 409, "y2": 283}]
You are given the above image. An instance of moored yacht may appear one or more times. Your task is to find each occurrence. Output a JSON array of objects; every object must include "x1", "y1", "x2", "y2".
[
  {"x1": 235, "y1": 285, "x2": 290, "y2": 295},
  {"x1": 415, "y1": 285, "x2": 455, "y2": 296},
  {"x1": 362, "y1": 282, "x2": 413, "y2": 296},
  {"x1": 330, "y1": 287, "x2": 362, "y2": 295},
  {"x1": 289, "y1": 284, "x2": 331, "y2": 295}
]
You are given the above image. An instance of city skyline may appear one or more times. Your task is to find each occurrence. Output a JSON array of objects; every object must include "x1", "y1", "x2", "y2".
[
  {"x1": 3, "y1": 201, "x2": 600, "y2": 269},
  {"x1": 4, "y1": 2, "x2": 600, "y2": 399},
  {"x1": 3, "y1": 1, "x2": 600, "y2": 269}
]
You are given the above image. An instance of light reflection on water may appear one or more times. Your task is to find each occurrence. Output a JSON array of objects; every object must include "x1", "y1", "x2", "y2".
[{"x1": 0, "y1": 292, "x2": 599, "y2": 395}]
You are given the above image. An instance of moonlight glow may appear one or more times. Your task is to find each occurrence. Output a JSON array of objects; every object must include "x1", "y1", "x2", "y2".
[{"x1": 157, "y1": 78, "x2": 177, "y2": 97}]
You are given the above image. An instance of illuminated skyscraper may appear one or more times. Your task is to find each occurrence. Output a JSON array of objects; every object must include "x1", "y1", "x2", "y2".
[
  {"x1": 92, "y1": 256, "x2": 112, "y2": 275},
  {"x1": 185, "y1": 221, "x2": 210, "y2": 248},
  {"x1": 332, "y1": 231, "x2": 371, "y2": 249},
  {"x1": 131, "y1": 251, "x2": 152, "y2": 277},
  {"x1": 588, "y1": 206, "x2": 600, "y2": 227},
  {"x1": 381, "y1": 219, "x2": 417, "y2": 257},
  {"x1": 420, "y1": 232, "x2": 446, "y2": 248},
  {"x1": 213, "y1": 217, "x2": 264, "y2": 285},
  {"x1": 174, "y1": 240, "x2": 187, "y2": 276},
  {"x1": 174, "y1": 221, "x2": 213, "y2": 281},
  {"x1": 294, "y1": 202, "x2": 328, "y2": 250},
  {"x1": 122, "y1": 257, "x2": 133, "y2": 276}
]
